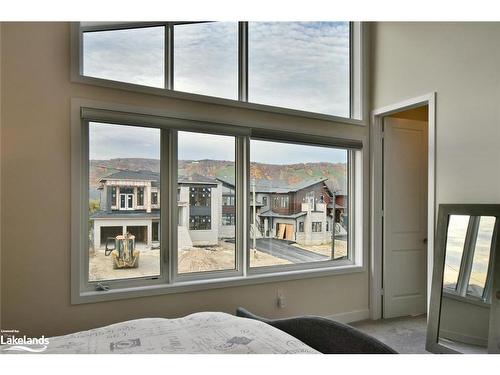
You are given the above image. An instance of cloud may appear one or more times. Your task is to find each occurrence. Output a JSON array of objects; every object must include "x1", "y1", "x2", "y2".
[
  {"x1": 89, "y1": 123, "x2": 160, "y2": 160},
  {"x1": 83, "y1": 26, "x2": 165, "y2": 88},
  {"x1": 83, "y1": 22, "x2": 350, "y2": 116}
]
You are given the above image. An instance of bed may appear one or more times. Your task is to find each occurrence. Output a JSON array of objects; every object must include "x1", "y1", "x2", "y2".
[{"x1": 1, "y1": 309, "x2": 396, "y2": 354}]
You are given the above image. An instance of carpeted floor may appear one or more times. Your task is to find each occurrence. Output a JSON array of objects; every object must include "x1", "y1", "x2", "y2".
[{"x1": 351, "y1": 315, "x2": 429, "y2": 354}]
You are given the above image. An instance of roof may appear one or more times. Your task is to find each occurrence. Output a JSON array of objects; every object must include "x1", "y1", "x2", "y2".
[
  {"x1": 258, "y1": 210, "x2": 307, "y2": 219},
  {"x1": 99, "y1": 170, "x2": 219, "y2": 187},
  {"x1": 251, "y1": 177, "x2": 329, "y2": 194},
  {"x1": 178, "y1": 173, "x2": 218, "y2": 186},
  {"x1": 99, "y1": 170, "x2": 160, "y2": 184},
  {"x1": 90, "y1": 210, "x2": 160, "y2": 220}
]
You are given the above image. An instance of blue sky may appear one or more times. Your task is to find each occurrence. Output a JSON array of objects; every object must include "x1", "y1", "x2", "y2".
[
  {"x1": 89, "y1": 123, "x2": 347, "y2": 164},
  {"x1": 83, "y1": 21, "x2": 349, "y2": 116}
]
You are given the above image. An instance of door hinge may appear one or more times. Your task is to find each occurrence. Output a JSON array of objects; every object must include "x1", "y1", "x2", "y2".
[
  {"x1": 380, "y1": 288, "x2": 385, "y2": 296},
  {"x1": 381, "y1": 209, "x2": 384, "y2": 218}
]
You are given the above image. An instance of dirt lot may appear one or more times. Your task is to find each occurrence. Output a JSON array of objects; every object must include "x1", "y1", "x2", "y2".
[
  {"x1": 293, "y1": 239, "x2": 348, "y2": 259},
  {"x1": 89, "y1": 242, "x2": 290, "y2": 281}
]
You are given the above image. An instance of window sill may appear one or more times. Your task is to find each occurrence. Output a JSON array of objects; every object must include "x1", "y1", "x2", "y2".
[
  {"x1": 73, "y1": 263, "x2": 365, "y2": 305},
  {"x1": 442, "y1": 291, "x2": 490, "y2": 308},
  {"x1": 70, "y1": 74, "x2": 366, "y2": 127}
]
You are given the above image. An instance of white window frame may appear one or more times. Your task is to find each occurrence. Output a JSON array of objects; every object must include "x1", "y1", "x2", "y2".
[
  {"x1": 71, "y1": 98, "x2": 365, "y2": 304},
  {"x1": 70, "y1": 22, "x2": 367, "y2": 125}
]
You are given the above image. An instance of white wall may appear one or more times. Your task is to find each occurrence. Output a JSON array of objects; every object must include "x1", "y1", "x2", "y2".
[
  {"x1": 1, "y1": 23, "x2": 370, "y2": 337},
  {"x1": 0, "y1": 22, "x2": 3, "y2": 329},
  {"x1": 372, "y1": 22, "x2": 500, "y2": 205}
]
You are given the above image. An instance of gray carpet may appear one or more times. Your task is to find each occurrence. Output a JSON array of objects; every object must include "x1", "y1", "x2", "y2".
[{"x1": 351, "y1": 315, "x2": 428, "y2": 354}]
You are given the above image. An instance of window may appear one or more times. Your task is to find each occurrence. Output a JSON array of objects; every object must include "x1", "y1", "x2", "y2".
[
  {"x1": 73, "y1": 104, "x2": 362, "y2": 303},
  {"x1": 223, "y1": 195, "x2": 235, "y2": 206},
  {"x1": 248, "y1": 22, "x2": 350, "y2": 117},
  {"x1": 174, "y1": 22, "x2": 238, "y2": 99},
  {"x1": 82, "y1": 26, "x2": 165, "y2": 88},
  {"x1": 443, "y1": 215, "x2": 469, "y2": 291},
  {"x1": 262, "y1": 196, "x2": 268, "y2": 206},
  {"x1": 443, "y1": 215, "x2": 496, "y2": 302},
  {"x1": 76, "y1": 22, "x2": 362, "y2": 121},
  {"x1": 189, "y1": 215, "x2": 212, "y2": 230},
  {"x1": 249, "y1": 139, "x2": 350, "y2": 269},
  {"x1": 312, "y1": 222, "x2": 322, "y2": 232},
  {"x1": 88, "y1": 122, "x2": 161, "y2": 282},
  {"x1": 177, "y1": 131, "x2": 236, "y2": 274},
  {"x1": 137, "y1": 187, "x2": 144, "y2": 206},
  {"x1": 467, "y1": 216, "x2": 495, "y2": 298},
  {"x1": 151, "y1": 192, "x2": 158, "y2": 205},
  {"x1": 189, "y1": 187, "x2": 211, "y2": 207},
  {"x1": 222, "y1": 213, "x2": 236, "y2": 226},
  {"x1": 273, "y1": 195, "x2": 289, "y2": 209}
]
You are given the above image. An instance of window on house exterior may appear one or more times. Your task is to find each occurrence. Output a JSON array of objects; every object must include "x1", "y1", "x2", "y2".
[
  {"x1": 177, "y1": 131, "x2": 236, "y2": 274},
  {"x1": 110, "y1": 186, "x2": 117, "y2": 208},
  {"x1": 82, "y1": 26, "x2": 165, "y2": 88},
  {"x1": 189, "y1": 215, "x2": 212, "y2": 230},
  {"x1": 249, "y1": 138, "x2": 350, "y2": 269},
  {"x1": 222, "y1": 213, "x2": 236, "y2": 226},
  {"x1": 88, "y1": 122, "x2": 161, "y2": 283},
  {"x1": 443, "y1": 215, "x2": 496, "y2": 303},
  {"x1": 77, "y1": 22, "x2": 359, "y2": 121},
  {"x1": 151, "y1": 192, "x2": 158, "y2": 205},
  {"x1": 312, "y1": 222, "x2": 322, "y2": 232},
  {"x1": 189, "y1": 187, "x2": 212, "y2": 207},
  {"x1": 137, "y1": 187, "x2": 144, "y2": 206},
  {"x1": 223, "y1": 195, "x2": 235, "y2": 206},
  {"x1": 262, "y1": 196, "x2": 268, "y2": 206},
  {"x1": 248, "y1": 22, "x2": 350, "y2": 117},
  {"x1": 174, "y1": 22, "x2": 238, "y2": 99}
]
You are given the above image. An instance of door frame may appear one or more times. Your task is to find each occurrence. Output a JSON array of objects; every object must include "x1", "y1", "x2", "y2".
[{"x1": 370, "y1": 92, "x2": 436, "y2": 320}]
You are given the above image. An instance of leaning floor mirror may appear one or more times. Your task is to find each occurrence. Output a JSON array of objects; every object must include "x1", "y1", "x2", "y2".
[{"x1": 427, "y1": 204, "x2": 500, "y2": 353}]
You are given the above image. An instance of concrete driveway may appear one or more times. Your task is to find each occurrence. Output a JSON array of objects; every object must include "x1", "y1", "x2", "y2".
[{"x1": 254, "y1": 238, "x2": 329, "y2": 263}]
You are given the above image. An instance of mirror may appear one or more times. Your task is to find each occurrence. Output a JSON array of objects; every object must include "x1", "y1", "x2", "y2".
[{"x1": 427, "y1": 205, "x2": 500, "y2": 354}]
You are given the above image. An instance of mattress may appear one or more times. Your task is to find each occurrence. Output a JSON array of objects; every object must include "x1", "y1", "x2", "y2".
[{"x1": 1, "y1": 312, "x2": 319, "y2": 354}]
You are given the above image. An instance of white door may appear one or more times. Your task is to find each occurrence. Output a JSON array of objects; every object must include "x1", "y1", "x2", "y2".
[{"x1": 383, "y1": 117, "x2": 428, "y2": 318}]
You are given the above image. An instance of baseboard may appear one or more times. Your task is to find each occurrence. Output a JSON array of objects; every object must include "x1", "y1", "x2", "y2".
[
  {"x1": 326, "y1": 309, "x2": 370, "y2": 324},
  {"x1": 440, "y1": 328, "x2": 488, "y2": 347}
]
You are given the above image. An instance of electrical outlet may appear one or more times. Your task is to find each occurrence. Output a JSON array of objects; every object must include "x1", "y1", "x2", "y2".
[{"x1": 276, "y1": 289, "x2": 286, "y2": 308}]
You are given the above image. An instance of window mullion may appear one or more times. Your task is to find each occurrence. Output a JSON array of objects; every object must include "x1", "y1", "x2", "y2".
[
  {"x1": 238, "y1": 22, "x2": 248, "y2": 102},
  {"x1": 457, "y1": 216, "x2": 480, "y2": 296},
  {"x1": 166, "y1": 23, "x2": 174, "y2": 90},
  {"x1": 167, "y1": 129, "x2": 178, "y2": 282}
]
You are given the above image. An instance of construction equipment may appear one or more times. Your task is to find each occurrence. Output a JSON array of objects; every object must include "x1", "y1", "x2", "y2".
[{"x1": 105, "y1": 232, "x2": 140, "y2": 269}]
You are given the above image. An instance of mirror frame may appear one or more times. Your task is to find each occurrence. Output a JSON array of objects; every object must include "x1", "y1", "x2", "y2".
[{"x1": 426, "y1": 204, "x2": 500, "y2": 354}]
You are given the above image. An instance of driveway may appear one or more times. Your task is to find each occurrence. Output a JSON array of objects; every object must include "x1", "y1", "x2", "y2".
[{"x1": 254, "y1": 238, "x2": 329, "y2": 263}]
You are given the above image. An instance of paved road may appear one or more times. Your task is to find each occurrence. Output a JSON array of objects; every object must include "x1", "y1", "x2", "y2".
[{"x1": 254, "y1": 238, "x2": 330, "y2": 263}]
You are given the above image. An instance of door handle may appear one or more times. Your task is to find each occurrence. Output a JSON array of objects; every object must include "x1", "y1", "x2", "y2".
[{"x1": 423, "y1": 238, "x2": 428, "y2": 244}]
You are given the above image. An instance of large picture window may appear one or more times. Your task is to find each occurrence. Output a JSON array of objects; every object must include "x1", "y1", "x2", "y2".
[
  {"x1": 73, "y1": 103, "x2": 362, "y2": 303},
  {"x1": 76, "y1": 22, "x2": 362, "y2": 121}
]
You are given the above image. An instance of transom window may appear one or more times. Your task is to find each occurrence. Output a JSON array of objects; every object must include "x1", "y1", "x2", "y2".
[{"x1": 76, "y1": 22, "x2": 362, "y2": 120}]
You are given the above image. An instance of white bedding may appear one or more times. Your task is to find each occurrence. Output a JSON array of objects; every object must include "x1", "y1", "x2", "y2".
[{"x1": 1, "y1": 312, "x2": 319, "y2": 354}]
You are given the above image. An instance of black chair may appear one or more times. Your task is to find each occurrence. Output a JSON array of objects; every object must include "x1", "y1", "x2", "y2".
[{"x1": 236, "y1": 307, "x2": 397, "y2": 354}]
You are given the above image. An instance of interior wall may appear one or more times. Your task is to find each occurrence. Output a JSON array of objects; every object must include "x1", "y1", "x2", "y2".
[
  {"x1": 0, "y1": 22, "x2": 3, "y2": 329},
  {"x1": 372, "y1": 22, "x2": 500, "y2": 205},
  {"x1": 0, "y1": 23, "x2": 370, "y2": 337}
]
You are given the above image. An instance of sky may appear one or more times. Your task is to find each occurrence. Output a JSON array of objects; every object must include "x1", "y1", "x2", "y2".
[
  {"x1": 89, "y1": 123, "x2": 347, "y2": 164},
  {"x1": 443, "y1": 215, "x2": 495, "y2": 292},
  {"x1": 83, "y1": 21, "x2": 350, "y2": 117}
]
